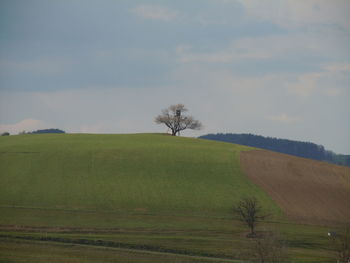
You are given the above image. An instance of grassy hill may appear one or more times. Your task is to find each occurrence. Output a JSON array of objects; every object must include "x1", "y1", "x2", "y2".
[
  {"x1": 0, "y1": 133, "x2": 279, "y2": 215},
  {"x1": 0, "y1": 133, "x2": 343, "y2": 263}
]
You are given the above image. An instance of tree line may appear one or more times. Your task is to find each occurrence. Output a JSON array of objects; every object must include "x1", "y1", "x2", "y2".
[
  {"x1": 199, "y1": 133, "x2": 350, "y2": 167},
  {"x1": 1, "y1": 129, "x2": 65, "y2": 136}
]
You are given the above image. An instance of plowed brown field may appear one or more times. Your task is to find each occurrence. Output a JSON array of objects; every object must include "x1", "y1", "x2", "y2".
[{"x1": 240, "y1": 150, "x2": 350, "y2": 225}]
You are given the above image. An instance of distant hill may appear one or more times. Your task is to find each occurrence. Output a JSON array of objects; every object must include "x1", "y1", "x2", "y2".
[
  {"x1": 29, "y1": 128, "x2": 65, "y2": 134},
  {"x1": 199, "y1": 133, "x2": 350, "y2": 167}
]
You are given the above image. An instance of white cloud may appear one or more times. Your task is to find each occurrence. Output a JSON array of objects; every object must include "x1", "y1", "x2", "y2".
[
  {"x1": 266, "y1": 113, "x2": 301, "y2": 124},
  {"x1": 130, "y1": 5, "x2": 178, "y2": 21},
  {"x1": 0, "y1": 119, "x2": 49, "y2": 134}
]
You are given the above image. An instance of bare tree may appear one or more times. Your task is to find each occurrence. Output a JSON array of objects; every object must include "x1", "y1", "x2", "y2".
[
  {"x1": 155, "y1": 104, "x2": 202, "y2": 136},
  {"x1": 246, "y1": 230, "x2": 289, "y2": 263},
  {"x1": 234, "y1": 197, "x2": 268, "y2": 237}
]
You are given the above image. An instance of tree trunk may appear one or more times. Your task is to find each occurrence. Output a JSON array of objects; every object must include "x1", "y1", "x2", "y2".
[{"x1": 248, "y1": 224, "x2": 256, "y2": 238}]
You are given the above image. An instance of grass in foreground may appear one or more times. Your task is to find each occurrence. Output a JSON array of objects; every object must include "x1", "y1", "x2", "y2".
[
  {"x1": 0, "y1": 237, "x2": 242, "y2": 263},
  {"x1": 0, "y1": 207, "x2": 335, "y2": 263}
]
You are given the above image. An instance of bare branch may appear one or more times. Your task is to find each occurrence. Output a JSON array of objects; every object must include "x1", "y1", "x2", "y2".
[
  {"x1": 154, "y1": 104, "x2": 202, "y2": 136},
  {"x1": 245, "y1": 230, "x2": 289, "y2": 263},
  {"x1": 233, "y1": 197, "x2": 268, "y2": 237}
]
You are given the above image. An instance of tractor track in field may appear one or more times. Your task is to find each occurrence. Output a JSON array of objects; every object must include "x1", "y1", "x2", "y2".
[{"x1": 0, "y1": 234, "x2": 241, "y2": 262}]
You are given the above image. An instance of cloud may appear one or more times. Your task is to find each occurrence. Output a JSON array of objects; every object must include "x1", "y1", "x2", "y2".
[
  {"x1": 325, "y1": 63, "x2": 350, "y2": 72},
  {"x1": 130, "y1": 5, "x2": 178, "y2": 21},
  {"x1": 287, "y1": 63, "x2": 350, "y2": 97},
  {"x1": 0, "y1": 119, "x2": 49, "y2": 134},
  {"x1": 287, "y1": 72, "x2": 321, "y2": 97},
  {"x1": 236, "y1": 0, "x2": 350, "y2": 31},
  {"x1": 176, "y1": 42, "x2": 269, "y2": 64},
  {"x1": 175, "y1": 30, "x2": 349, "y2": 66},
  {"x1": 266, "y1": 113, "x2": 300, "y2": 124}
]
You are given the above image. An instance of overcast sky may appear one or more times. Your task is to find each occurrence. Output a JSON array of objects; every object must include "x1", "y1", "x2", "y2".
[{"x1": 0, "y1": 0, "x2": 349, "y2": 154}]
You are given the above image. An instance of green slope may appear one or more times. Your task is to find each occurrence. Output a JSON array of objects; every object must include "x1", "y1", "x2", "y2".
[
  {"x1": 0, "y1": 133, "x2": 279, "y2": 215},
  {"x1": 0, "y1": 134, "x2": 336, "y2": 262}
]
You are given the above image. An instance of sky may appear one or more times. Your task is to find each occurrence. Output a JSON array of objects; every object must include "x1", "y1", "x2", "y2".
[{"x1": 0, "y1": 0, "x2": 349, "y2": 154}]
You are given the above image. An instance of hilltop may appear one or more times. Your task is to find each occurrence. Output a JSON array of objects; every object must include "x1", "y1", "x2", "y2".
[{"x1": 0, "y1": 133, "x2": 278, "y2": 215}]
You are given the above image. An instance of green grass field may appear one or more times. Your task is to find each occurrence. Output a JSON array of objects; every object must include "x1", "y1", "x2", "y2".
[
  {"x1": 0, "y1": 134, "x2": 337, "y2": 262},
  {"x1": 0, "y1": 133, "x2": 279, "y2": 214}
]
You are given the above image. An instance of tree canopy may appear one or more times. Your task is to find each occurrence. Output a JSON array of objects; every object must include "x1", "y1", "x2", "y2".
[{"x1": 155, "y1": 104, "x2": 202, "y2": 136}]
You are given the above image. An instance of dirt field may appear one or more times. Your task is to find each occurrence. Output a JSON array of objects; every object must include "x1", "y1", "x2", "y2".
[{"x1": 240, "y1": 150, "x2": 350, "y2": 225}]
